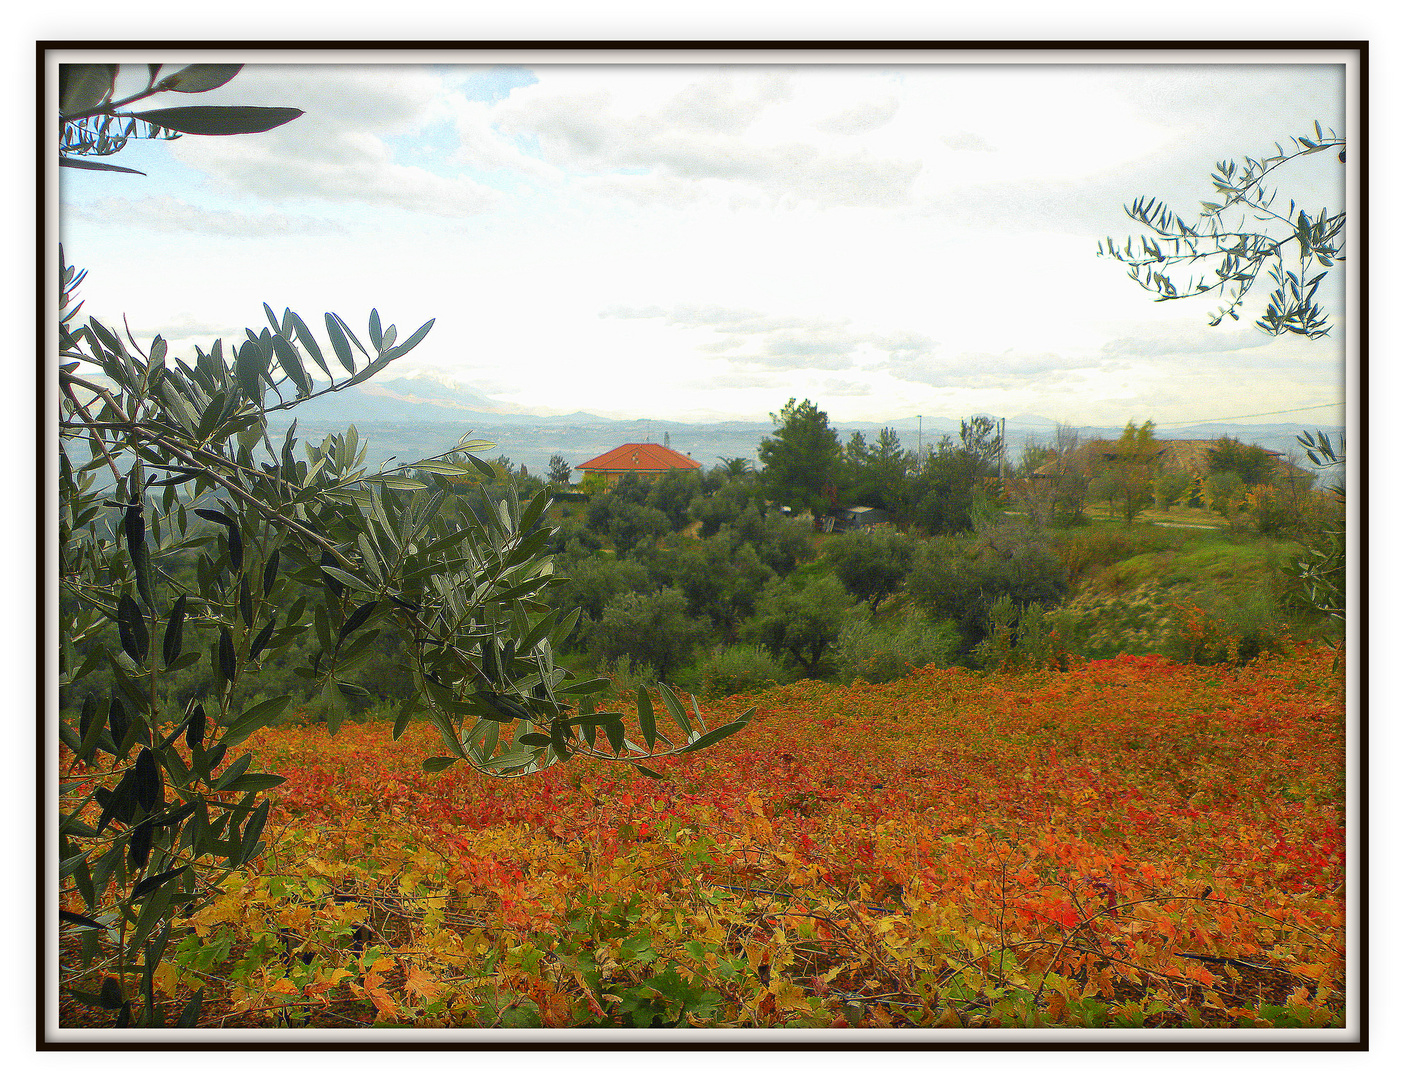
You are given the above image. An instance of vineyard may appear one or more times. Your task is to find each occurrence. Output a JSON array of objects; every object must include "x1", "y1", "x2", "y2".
[{"x1": 60, "y1": 642, "x2": 1346, "y2": 1033}]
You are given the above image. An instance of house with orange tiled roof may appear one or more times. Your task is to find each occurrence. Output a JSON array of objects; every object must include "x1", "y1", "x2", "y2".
[{"x1": 575, "y1": 442, "x2": 702, "y2": 489}]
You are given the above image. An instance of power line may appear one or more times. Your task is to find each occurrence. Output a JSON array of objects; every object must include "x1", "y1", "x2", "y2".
[{"x1": 1160, "y1": 402, "x2": 1344, "y2": 426}]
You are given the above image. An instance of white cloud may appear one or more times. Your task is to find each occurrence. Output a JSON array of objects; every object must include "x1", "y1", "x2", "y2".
[
  {"x1": 57, "y1": 59, "x2": 1348, "y2": 428},
  {"x1": 64, "y1": 195, "x2": 347, "y2": 238},
  {"x1": 817, "y1": 96, "x2": 900, "y2": 136},
  {"x1": 492, "y1": 67, "x2": 922, "y2": 208},
  {"x1": 164, "y1": 66, "x2": 503, "y2": 215}
]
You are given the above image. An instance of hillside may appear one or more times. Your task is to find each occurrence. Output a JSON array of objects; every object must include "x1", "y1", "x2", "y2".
[{"x1": 69, "y1": 645, "x2": 1344, "y2": 1029}]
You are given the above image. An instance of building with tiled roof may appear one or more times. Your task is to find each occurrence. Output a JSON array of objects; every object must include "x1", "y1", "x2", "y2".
[
  {"x1": 1031, "y1": 438, "x2": 1301, "y2": 483},
  {"x1": 575, "y1": 443, "x2": 701, "y2": 488}
]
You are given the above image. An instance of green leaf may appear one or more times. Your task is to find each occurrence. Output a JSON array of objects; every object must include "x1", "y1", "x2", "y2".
[
  {"x1": 422, "y1": 757, "x2": 458, "y2": 773},
  {"x1": 162, "y1": 595, "x2": 187, "y2": 666},
  {"x1": 132, "y1": 748, "x2": 162, "y2": 812},
  {"x1": 176, "y1": 990, "x2": 204, "y2": 1028},
  {"x1": 634, "y1": 763, "x2": 665, "y2": 780},
  {"x1": 222, "y1": 694, "x2": 292, "y2": 745},
  {"x1": 60, "y1": 64, "x2": 117, "y2": 115},
  {"x1": 210, "y1": 753, "x2": 252, "y2": 791},
  {"x1": 375, "y1": 318, "x2": 434, "y2": 363},
  {"x1": 657, "y1": 683, "x2": 693, "y2": 738},
  {"x1": 484, "y1": 748, "x2": 538, "y2": 771},
  {"x1": 393, "y1": 695, "x2": 419, "y2": 740},
  {"x1": 518, "y1": 732, "x2": 552, "y2": 747},
  {"x1": 336, "y1": 600, "x2": 380, "y2": 646},
  {"x1": 324, "y1": 312, "x2": 355, "y2": 375},
  {"x1": 117, "y1": 594, "x2": 149, "y2": 664},
  {"x1": 59, "y1": 157, "x2": 146, "y2": 175},
  {"x1": 239, "y1": 800, "x2": 271, "y2": 864},
  {"x1": 235, "y1": 339, "x2": 265, "y2": 402},
  {"x1": 218, "y1": 627, "x2": 236, "y2": 683},
  {"x1": 678, "y1": 712, "x2": 755, "y2": 755},
  {"x1": 319, "y1": 563, "x2": 374, "y2": 595},
  {"x1": 559, "y1": 677, "x2": 612, "y2": 698},
  {"x1": 128, "y1": 105, "x2": 304, "y2": 136},
  {"x1": 131, "y1": 866, "x2": 184, "y2": 900},
  {"x1": 160, "y1": 64, "x2": 243, "y2": 93},
  {"x1": 59, "y1": 909, "x2": 104, "y2": 931},
  {"x1": 637, "y1": 687, "x2": 658, "y2": 750},
  {"x1": 215, "y1": 772, "x2": 286, "y2": 794},
  {"x1": 270, "y1": 335, "x2": 310, "y2": 396},
  {"x1": 287, "y1": 310, "x2": 330, "y2": 378}
]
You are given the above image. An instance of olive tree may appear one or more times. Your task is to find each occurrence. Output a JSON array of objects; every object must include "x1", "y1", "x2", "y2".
[
  {"x1": 54, "y1": 64, "x2": 751, "y2": 1029},
  {"x1": 1097, "y1": 123, "x2": 1348, "y2": 648},
  {"x1": 1098, "y1": 123, "x2": 1344, "y2": 339}
]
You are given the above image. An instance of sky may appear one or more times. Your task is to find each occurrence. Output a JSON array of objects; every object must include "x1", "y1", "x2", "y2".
[{"x1": 59, "y1": 54, "x2": 1350, "y2": 431}]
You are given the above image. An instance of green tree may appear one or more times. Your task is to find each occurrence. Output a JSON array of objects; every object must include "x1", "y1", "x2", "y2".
[
  {"x1": 1088, "y1": 420, "x2": 1161, "y2": 525},
  {"x1": 551, "y1": 552, "x2": 654, "y2": 624},
  {"x1": 55, "y1": 64, "x2": 751, "y2": 1029},
  {"x1": 663, "y1": 528, "x2": 775, "y2": 643},
  {"x1": 906, "y1": 530, "x2": 1068, "y2": 658},
  {"x1": 1096, "y1": 123, "x2": 1348, "y2": 642},
  {"x1": 744, "y1": 575, "x2": 852, "y2": 679},
  {"x1": 842, "y1": 427, "x2": 913, "y2": 513},
  {"x1": 716, "y1": 456, "x2": 756, "y2": 480},
  {"x1": 1207, "y1": 437, "x2": 1277, "y2": 486},
  {"x1": 758, "y1": 398, "x2": 842, "y2": 517},
  {"x1": 588, "y1": 589, "x2": 707, "y2": 682},
  {"x1": 1203, "y1": 470, "x2": 1248, "y2": 523},
  {"x1": 959, "y1": 415, "x2": 1003, "y2": 472},
  {"x1": 824, "y1": 528, "x2": 917, "y2": 610},
  {"x1": 905, "y1": 437, "x2": 982, "y2": 536},
  {"x1": 547, "y1": 454, "x2": 573, "y2": 486},
  {"x1": 1098, "y1": 122, "x2": 1344, "y2": 338},
  {"x1": 1292, "y1": 431, "x2": 1346, "y2": 663},
  {"x1": 690, "y1": 479, "x2": 767, "y2": 538}
]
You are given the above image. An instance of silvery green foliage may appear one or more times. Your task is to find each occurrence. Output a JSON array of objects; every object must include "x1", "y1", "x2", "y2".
[
  {"x1": 55, "y1": 64, "x2": 751, "y2": 1029},
  {"x1": 1293, "y1": 431, "x2": 1346, "y2": 665},
  {"x1": 1099, "y1": 123, "x2": 1344, "y2": 339}
]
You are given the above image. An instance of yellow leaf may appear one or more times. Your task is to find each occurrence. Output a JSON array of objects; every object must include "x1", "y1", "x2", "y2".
[
  {"x1": 153, "y1": 961, "x2": 180, "y2": 998},
  {"x1": 402, "y1": 964, "x2": 441, "y2": 1003}
]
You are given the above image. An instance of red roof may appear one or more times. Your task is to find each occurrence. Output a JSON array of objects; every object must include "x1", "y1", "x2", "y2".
[{"x1": 576, "y1": 443, "x2": 700, "y2": 473}]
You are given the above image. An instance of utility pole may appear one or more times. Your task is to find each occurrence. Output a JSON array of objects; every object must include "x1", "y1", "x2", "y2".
[
  {"x1": 917, "y1": 415, "x2": 922, "y2": 466},
  {"x1": 998, "y1": 417, "x2": 1006, "y2": 481}
]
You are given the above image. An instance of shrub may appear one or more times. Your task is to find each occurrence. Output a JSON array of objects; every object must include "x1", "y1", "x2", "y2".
[
  {"x1": 1165, "y1": 594, "x2": 1290, "y2": 666},
  {"x1": 824, "y1": 528, "x2": 917, "y2": 609},
  {"x1": 971, "y1": 598, "x2": 1079, "y2": 673},
  {"x1": 1204, "y1": 470, "x2": 1248, "y2": 524},
  {"x1": 1050, "y1": 527, "x2": 1171, "y2": 586},
  {"x1": 552, "y1": 552, "x2": 655, "y2": 623},
  {"x1": 659, "y1": 528, "x2": 774, "y2": 642},
  {"x1": 749, "y1": 511, "x2": 815, "y2": 577},
  {"x1": 589, "y1": 588, "x2": 708, "y2": 682},
  {"x1": 700, "y1": 644, "x2": 793, "y2": 696},
  {"x1": 908, "y1": 530, "x2": 1068, "y2": 655},
  {"x1": 606, "y1": 501, "x2": 675, "y2": 555},
  {"x1": 1154, "y1": 471, "x2": 1194, "y2": 509},
  {"x1": 743, "y1": 575, "x2": 853, "y2": 679},
  {"x1": 596, "y1": 655, "x2": 660, "y2": 699},
  {"x1": 833, "y1": 612, "x2": 960, "y2": 684}
]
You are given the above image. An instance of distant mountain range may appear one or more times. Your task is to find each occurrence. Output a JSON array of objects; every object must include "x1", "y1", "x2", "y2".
[{"x1": 265, "y1": 376, "x2": 1344, "y2": 481}]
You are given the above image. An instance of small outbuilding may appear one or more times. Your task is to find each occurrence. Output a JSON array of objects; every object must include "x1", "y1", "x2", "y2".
[{"x1": 822, "y1": 506, "x2": 890, "y2": 532}]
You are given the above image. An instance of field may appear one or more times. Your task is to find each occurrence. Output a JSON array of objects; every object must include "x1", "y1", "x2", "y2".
[{"x1": 92, "y1": 642, "x2": 1346, "y2": 1032}]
